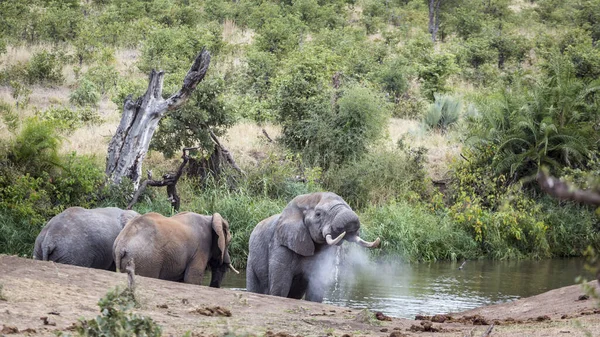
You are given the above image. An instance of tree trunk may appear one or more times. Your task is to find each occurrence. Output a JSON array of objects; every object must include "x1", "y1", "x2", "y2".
[
  {"x1": 428, "y1": 0, "x2": 442, "y2": 42},
  {"x1": 105, "y1": 49, "x2": 210, "y2": 189}
]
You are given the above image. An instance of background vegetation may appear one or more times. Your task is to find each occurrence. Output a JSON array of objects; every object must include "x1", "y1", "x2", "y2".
[{"x1": 1, "y1": 0, "x2": 599, "y2": 266}]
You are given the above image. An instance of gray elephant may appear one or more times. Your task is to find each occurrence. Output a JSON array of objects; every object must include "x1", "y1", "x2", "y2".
[
  {"x1": 246, "y1": 192, "x2": 380, "y2": 302},
  {"x1": 33, "y1": 207, "x2": 139, "y2": 270},
  {"x1": 113, "y1": 212, "x2": 238, "y2": 288}
]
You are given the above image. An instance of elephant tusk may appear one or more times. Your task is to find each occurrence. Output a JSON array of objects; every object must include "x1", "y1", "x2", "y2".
[
  {"x1": 229, "y1": 264, "x2": 240, "y2": 274},
  {"x1": 351, "y1": 236, "x2": 381, "y2": 248},
  {"x1": 326, "y1": 231, "x2": 346, "y2": 245}
]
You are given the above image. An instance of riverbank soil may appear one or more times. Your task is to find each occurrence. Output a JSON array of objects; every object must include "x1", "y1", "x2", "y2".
[{"x1": 1, "y1": 255, "x2": 599, "y2": 337}]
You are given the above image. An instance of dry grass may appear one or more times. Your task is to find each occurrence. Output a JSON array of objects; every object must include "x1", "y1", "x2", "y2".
[
  {"x1": 61, "y1": 98, "x2": 120, "y2": 156},
  {"x1": 509, "y1": 0, "x2": 537, "y2": 13},
  {"x1": 221, "y1": 122, "x2": 281, "y2": 167},
  {"x1": 387, "y1": 118, "x2": 461, "y2": 181},
  {"x1": 222, "y1": 19, "x2": 255, "y2": 46}
]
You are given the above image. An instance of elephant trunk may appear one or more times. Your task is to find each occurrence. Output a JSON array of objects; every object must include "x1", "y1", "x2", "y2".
[{"x1": 323, "y1": 207, "x2": 360, "y2": 245}]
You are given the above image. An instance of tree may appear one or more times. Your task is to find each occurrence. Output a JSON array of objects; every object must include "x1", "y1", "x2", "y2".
[
  {"x1": 427, "y1": 0, "x2": 442, "y2": 42},
  {"x1": 105, "y1": 49, "x2": 210, "y2": 189}
]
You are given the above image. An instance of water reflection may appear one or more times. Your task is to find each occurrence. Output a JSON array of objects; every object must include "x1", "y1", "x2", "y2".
[{"x1": 220, "y1": 256, "x2": 593, "y2": 318}]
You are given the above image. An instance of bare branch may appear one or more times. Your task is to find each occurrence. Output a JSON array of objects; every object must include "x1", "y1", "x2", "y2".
[
  {"x1": 208, "y1": 129, "x2": 245, "y2": 176},
  {"x1": 536, "y1": 171, "x2": 600, "y2": 206}
]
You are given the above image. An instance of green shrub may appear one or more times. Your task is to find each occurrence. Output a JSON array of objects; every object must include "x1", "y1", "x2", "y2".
[
  {"x1": 26, "y1": 50, "x2": 64, "y2": 85},
  {"x1": 37, "y1": 107, "x2": 101, "y2": 134},
  {"x1": 465, "y1": 55, "x2": 599, "y2": 181},
  {"x1": 361, "y1": 201, "x2": 478, "y2": 262},
  {"x1": 418, "y1": 52, "x2": 457, "y2": 100},
  {"x1": 323, "y1": 145, "x2": 428, "y2": 209},
  {"x1": 151, "y1": 75, "x2": 234, "y2": 159},
  {"x1": 53, "y1": 153, "x2": 104, "y2": 207},
  {"x1": 0, "y1": 100, "x2": 19, "y2": 132},
  {"x1": 9, "y1": 81, "x2": 32, "y2": 109},
  {"x1": 422, "y1": 93, "x2": 462, "y2": 131},
  {"x1": 242, "y1": 151, "x2": 319, "y2": 200},
  {"x1": 254, "y1": 16, "x2": 302, "y2": 57},
  {"x1": 75, "y1": 287, "x2": 162, "y2": 337},
  {"x1": 373, "y1": 56, "x2": 410, "y2": 102},
  {"x1": 70, "y1": 79, "x2": 101, "y2": 107},
  {"x1": 82, "y1": 64, "x2": 119, "y2": 95}
]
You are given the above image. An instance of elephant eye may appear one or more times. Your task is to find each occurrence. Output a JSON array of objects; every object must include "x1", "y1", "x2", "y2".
[{"x1": 315, "y1": 211, "x2": 322, "y2": 217}]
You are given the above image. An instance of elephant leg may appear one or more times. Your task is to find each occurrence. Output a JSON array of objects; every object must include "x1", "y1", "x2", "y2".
[
  {"x1": 184, "y1": 254, "x2": 208, "y2": 285},
  {"x1": 288, "y1": 275, "x2": 308, "y2": 299},
  {"x1": 305, "y1": 278, "x2": 326, "y2": 302},
  {"x1": 268, "y1": 247, "x2": 296, "y2": 297},
  {"x1": 246, "y1": 266, "x2": 265, "y2": 294}
]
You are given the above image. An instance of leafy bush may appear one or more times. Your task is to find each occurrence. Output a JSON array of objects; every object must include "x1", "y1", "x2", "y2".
[
  {"x1": 0, "y1": 118, "x2": 104, "y2": 256},
  {"x1": 465, "y1": 56, "x2": 600, "y2": 181},
  {"x1": 75, "y1": 287, "x2": 162, "y2": 337},
  {"x1": 70, "y1": 79, "x2": 101, "y2": 107},
  {"x1": 26, "y1": 50, "x2": 64, "y2": 85},
  {"x1": 138, "y1": 24, "x2": 224, "y2": 74},
  {"x1": 417, "y1": 52, "x2": 457, "y2": 100},
  {"x1": 422, "y1": 93, "x2": 462, "y2": 131},
  {"x1": 82, "y1": 64, "x2": 119, "y2": 95},
  {"x1": 37, "y1": 107, "x2": 101, "y2": 134},
  {"x1": 323, "y1": 146, "x2": 429, "y2": 209},
  {"x1": 151, "y1": 74, "x2": 234, "y2": 159},
  {"x1": 0, "y1": 100, "x2": 18, "y2": 132}
]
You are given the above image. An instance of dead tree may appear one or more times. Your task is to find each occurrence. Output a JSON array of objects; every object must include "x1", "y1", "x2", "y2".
[
  {"x1": 127, "y1": 148, "x2": 193, "y2": 211},
  {"x1": 105, "y1": 49, "x2": 210, "y2": 190},
  {"x1": 428, "y1": 0, "x2": 442, "y2": 42}
]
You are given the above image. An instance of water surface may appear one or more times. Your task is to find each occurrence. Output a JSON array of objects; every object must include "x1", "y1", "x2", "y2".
[{"x1": 221, "y1": 256, "x2": 593, "y2": 319}]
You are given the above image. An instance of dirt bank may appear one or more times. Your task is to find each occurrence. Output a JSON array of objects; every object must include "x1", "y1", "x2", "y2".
[{"x1": 1, "y1": 255, "x2": 599, "y2": 337}]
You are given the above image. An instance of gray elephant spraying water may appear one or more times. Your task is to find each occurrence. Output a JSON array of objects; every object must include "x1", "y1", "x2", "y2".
[
  {"x1": 246, "y1": 192, "x2": 380, "y2": 302},
  {"x1": 113, "y1": 212, "x2": 238, "y2": 288},
  {"x1": 33, "y1": 207, "x2": 139, "y2": 270}
]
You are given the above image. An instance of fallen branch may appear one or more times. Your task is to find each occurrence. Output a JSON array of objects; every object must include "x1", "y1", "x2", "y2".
[
  {"x1": 208, "y1": 129, "x2": 245, "y2": 176},
  {"x1": 261, "y1": 128, "x2": 273, "y2": 143},
  {"x1": 481, "y1": 324, "x2": 494, "y2": 337},
  {"x1": 127, "y1": 148, "x2": 193, "y2": 211}
]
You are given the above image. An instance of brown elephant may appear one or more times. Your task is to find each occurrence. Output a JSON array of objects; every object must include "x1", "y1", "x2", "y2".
[
  {"x1": 246, "y1": 192, "x2": 380, "y2": 302},
  {"x1": 113, "y1": 212, "x2": 237, "y2": 287}
]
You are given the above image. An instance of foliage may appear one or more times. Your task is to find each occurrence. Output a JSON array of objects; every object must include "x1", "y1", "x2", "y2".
[
  {"x1": 417, "y1": 52, "x2": 457, "y2": 100},
  {"x1": 70, "y1": 79, "x2": 101, "y2": 108},
  {"x1": 323, "y1": 145, "x2": 429, "y2": 209},
  {"x1": 0, "y1": 118, "x2": 104, "y2": 256},
  {"x1": 138, "y1": 24, "x2": 223, "y2": 74},
  {"x1": 26, "y1": 50, "x2": 64, "y2": 85},
  {"x1": 37, "y1": 107, "x2": 102, "y2": 134},
  {"x1": 151, "y1": 75, "x2": 234, "y2": 159},
  {"x1": 0, "y1": 100, "x2": 19, "y2": 132},
  {"x1": 74, "y1": 287, "x2": 162, "y2": 337},
  {"x1": 242, "y1": 151, "x2": 318, "y2": 200},
  {"x1": 465, "y1": 56, "x2": 600, "y2": 181},
  {"x1": 10, "y1": 81, "x2": 32, "y2": 109},
  {"x1": 361, "y1": 201, "x2": 478, "y2": 262},
  {"x1": 422, "y1": 93, "x2": 462, "y2": 131}
]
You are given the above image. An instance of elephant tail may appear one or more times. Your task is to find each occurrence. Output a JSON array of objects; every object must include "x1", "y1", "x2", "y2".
[
  {"x1": 115, "y1": 247, "x2": 127, "y2": 273},
  {"x1": 42, "y1": 243, "x2": 55, "y2": 261}
]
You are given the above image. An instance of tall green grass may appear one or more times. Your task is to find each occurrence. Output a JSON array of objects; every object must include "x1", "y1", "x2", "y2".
[{"x1": 360, "y1": 201, "x2": 479, "y2": 262}]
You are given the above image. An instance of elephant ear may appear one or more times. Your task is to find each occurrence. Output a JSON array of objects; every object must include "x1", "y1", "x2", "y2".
[
  {"x1": 211, "y1": 213, "x2": 228, "y2": 264},
  {"x1": 275, "y1": 208, "x2": 315, "y2": 257},
  {"x1": 119, "y1": 210, "x2": 139, "y2": 229}
]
